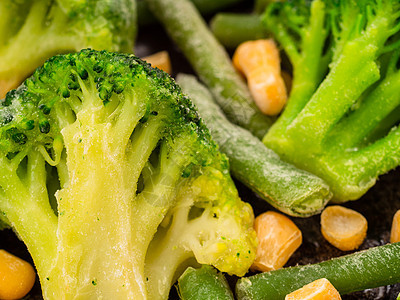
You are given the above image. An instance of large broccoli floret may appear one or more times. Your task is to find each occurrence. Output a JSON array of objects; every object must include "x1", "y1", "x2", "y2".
[
  {"x1": 0, "y1": 0, "x2": 136, "y2": 98},
  {"x1": 263, "y1": 0, "x2": 400, "y2": 202},
  {"x1": 0, "y1": 49, "x2": 256, "y2": 299}
]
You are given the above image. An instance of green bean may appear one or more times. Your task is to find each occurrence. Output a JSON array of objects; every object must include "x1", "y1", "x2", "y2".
[
  {"x1": 137, "y1": 0, "x2": 245, "y2": 26},
  {"x1": 177, "y1": 265, "x2": 234, "y2": 300},
  {"x1": 210, "y1": 13, "x2": 267, "y2": 49},
  {"x1": 145, "y1": 0, "x2": 274, "y2": 139},
  {"x1": 177, "y1": 74, "x2": 331, "y2": 217},
  {"x1": 236, "y1": 243, "x2": 400, "y2": 300}
]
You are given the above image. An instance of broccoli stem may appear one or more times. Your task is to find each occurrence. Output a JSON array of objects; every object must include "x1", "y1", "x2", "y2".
[
  {"x1": 137, "y1": 0, "x2": 245, "y2": 26},
  {"x1": 0, "y1": 151, "x2": 57, "y2": 283},
  {"x1": 177, "y1": 265, "x2": 234, "y2": 300},
  {"x1": 236, "y1": 243, "x2": 400, "y2": 300},
  {"x1": 366, "y1": 104, "x2": 400, "y2": 144},
  {"x1": 210, "y1": 13, "x2": 267, "y2": 49},
  {"x1": 328, "y1": 68, "x2": 400, "y2": 149},
  {"x1": 46, "y1": 124, "x2": 148, "y2": 299},
  {"x1": 283, "y1": 7, "x2": 396, "y2": 148},
  {"x1": 278, "y1": 0, "x2": 330, "y2": 121},
  {"x1": 286, "y1": 56, "x2": 380, "y2": 150},
  {"x1": 145, "y1": 204, "x2": 194, "y2": 300},
  {"x1": 349, "y1": 125, "x2": 400, "y2": 182},
  {"x1": 145, "y1": 0, "x2": 275, "y2": 139},
  {"x1": 131, "y1": 134, "x2": 197, "y2": 245},
  {"x1": 261, "y1": 0, "x2": 331, "y2": 153},
  {"x1": 177, "y1": 74, "x2": 331, "y2": 217}
]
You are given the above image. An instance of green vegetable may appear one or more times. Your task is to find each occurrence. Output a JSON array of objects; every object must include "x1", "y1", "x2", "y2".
[
  {"x1": 177, "y1": 74, "x2": 331, "y2": 217},
  {"x1": 0, "y1": 0, "x2": 137, "y2": 96},
  {"x1": 0, "y1": 50, "x2": 257, "y2": 299},
  {"x1": 137, "y1": 0, "x2": 245, "y2": 26},
  {"x1": 254, "y1": 0, "x2": 273, "y2": 14},
  {"x1": 236, "y1": 242, "x2": 400, "y2": 300},
  {"x1": 210, "y1": 14, "x2": 267, "y2": 49},
  {"x1": 262, "y1": 0, "x2": 400, "y2": 202},
  {"x1": 177, "y1": 265, "x2": 234, "y2": 300},
  {"x1": 0, "y1": 219, "x2": 9, "y2": 231},
  {"x1": 145, "y1": 0, "x2": 275, "y2": 139}
]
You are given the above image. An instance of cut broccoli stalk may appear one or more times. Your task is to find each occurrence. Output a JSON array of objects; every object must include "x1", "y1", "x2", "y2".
[
  {"x1": 263, "y1": 0, "x2": 400, "y2": 202},
  {"x1": 0, "y1": 50, "x2": 256, "y2": 299},
  {"x1": 0, "y1": 0, "x2": 137, "y2": 98}
]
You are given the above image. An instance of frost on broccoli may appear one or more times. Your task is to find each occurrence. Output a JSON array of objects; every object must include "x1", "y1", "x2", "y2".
[
  {"x1": 0, "y1": 49, "x2": 256, "y2": 300},
  {"x1": 262, "y1": 0, "x2": 400, "y2": 202},
  {"x1": 0, "y1": 0, "x2": 137, "y2": 98}
]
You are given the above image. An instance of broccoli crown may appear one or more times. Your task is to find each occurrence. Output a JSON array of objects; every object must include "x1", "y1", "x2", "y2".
[
  {"x1": 263, "y1": 0, "x2": 400, "y2": 202},
  {"x1": 0, "y1": 49, "x2": 256, "y2": 300},
  {"x1": 0, "y1": 0, "x2": 136, "y2": 97},
  {"x1": 1, "y1": 49, "x2": 210, "y2": 158}
]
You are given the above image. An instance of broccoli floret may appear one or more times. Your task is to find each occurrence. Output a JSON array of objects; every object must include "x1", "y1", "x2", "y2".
[
  {"x1": 261, "y1": 0, "x2": 331, "y2": 140},
  {"x1": 0, "y1": 49, "x2": 256, "y2": 299},
  {"x1": 263, "y1": 0, "x2": 400, "y2": 202},
  {"x1": 0, "y1": 0, "x2": 136, "y2": 98}
]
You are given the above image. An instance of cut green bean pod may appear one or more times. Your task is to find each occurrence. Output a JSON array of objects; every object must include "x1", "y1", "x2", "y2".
[
  {"x1": 236, "y1": 243, "x2": 400, "y2": 300},
  {"x1": 177, "y1": 265, "x2": 234, "y2": 300},
  {"x1": 145, "y1": 0, "x2": 274, "y2": 139},
  {"x1": 137, "y1": 0, "x2": 245, "y2": 26},
  {"x1": 210, "y1": 13, "x2": 267, "y2": 49},
  {"x1": 177, "y1": 74, "x2": 331, "y2": 217}
]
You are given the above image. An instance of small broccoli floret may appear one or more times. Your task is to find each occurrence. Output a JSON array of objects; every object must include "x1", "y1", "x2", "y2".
[
  {"x1": 261, "y1": 0, "x2": 331, "y2": 142},
  {"x1": 0, "y1": 49, "x2": 256, "y2": 299},
  {"x1": 263, "y1": 0, "x2": 400, "y2": 202},
  {"x1": 0, "y1": 0, "x2": 136, "y2": 98}
]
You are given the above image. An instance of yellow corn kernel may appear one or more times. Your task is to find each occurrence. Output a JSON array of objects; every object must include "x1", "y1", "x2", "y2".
[
  {"x1": 390, "y1": 209, "x2": 400, "y2": 243},
  {"x1": 142, "y1": 50, "x2": 172, "y2": 74},
  {"x1": 0, "y1": 250, "x2": 36, "y2": 300},
  {"x1": 251, "y1": 211, "x2": 302, "y2": 272},
  {"x1": 232, "y1": 39, "x2": 287, "y2": 116},
  {"x1": 321, "y1": 206, "x2": 367, "y2": 251},
  {"x1": 285, "y1": 278, "x2": 342, "y2": 300},
  {"x1": 233, "y1": 39, "x2": 281, "y2": 75}
]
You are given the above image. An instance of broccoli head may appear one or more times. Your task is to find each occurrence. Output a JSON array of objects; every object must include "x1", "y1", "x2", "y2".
[
  {"x1": 0, "y1": 49, "x2": 256, "y2": 299},
  {"x1": 0, "y1": 0, "x2": 137, "y2": 98},
  {"x1": 263, "y1": 0, "x2": 400, "y2": 202}
]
